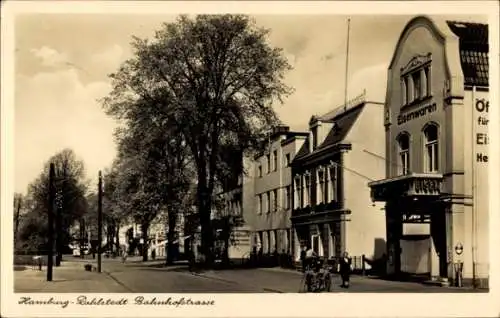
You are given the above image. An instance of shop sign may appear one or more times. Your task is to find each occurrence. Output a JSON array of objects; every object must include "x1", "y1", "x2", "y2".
[
  {"x1": 397, "y1": 103, "x2": 437, "y2": 125},
  {"x1": 475, "y1": 98, "x2": 489, "y2": 164},
  {"x1": 413, "y1": 178, "x2": 441, "y2": 194}
]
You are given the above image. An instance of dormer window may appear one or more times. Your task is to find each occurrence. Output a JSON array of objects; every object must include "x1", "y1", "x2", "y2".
[{"x1": 312, "y1": 126, "x2": 318, "y2": 150}]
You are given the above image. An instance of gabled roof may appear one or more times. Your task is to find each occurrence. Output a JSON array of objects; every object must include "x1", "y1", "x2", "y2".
[
  {"x1": 293, "y1": 103, "x2": 365, "y2": 162},
  {"x1": 446, "y1": 21, "x2": 488, "y2": 87}
]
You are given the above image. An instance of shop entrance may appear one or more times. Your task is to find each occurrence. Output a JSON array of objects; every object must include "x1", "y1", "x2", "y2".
[{"x1": 400, "y1": 235, "x2": 431, "y2": 275}]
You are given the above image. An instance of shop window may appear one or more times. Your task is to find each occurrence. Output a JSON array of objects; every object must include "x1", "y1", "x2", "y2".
[
  {"x1": 424, "y1": 124, "x2": 439, "y2": 173},
  {"x1": 397, "y1": 133, "x2": 410, "y2": 175},
  {"x1": 311, "y1": 235, "x2": 320, "y2": 255}
]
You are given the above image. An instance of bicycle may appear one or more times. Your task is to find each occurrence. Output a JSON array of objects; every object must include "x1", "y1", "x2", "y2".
[{"x1": 300, "y1": 258, "x2": 333, "y2": 292}]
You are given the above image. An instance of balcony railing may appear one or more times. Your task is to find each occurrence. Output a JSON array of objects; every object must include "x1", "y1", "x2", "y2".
[{"x1": 291, "y1": 201, "x2": 342, "y2": 218}]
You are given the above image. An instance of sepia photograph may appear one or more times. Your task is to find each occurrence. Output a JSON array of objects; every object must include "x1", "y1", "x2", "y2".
[{"x1": 1, "y1": 1, "x2": 499, "y2": 317}]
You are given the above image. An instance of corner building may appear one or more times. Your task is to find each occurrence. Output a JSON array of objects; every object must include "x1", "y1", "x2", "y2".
[
  {"x1": 369, "y1": 16, "x2": 489, "y2": 287},
  {"x1": 291, "y1": 92, "x2": 387, "y2": 265}
]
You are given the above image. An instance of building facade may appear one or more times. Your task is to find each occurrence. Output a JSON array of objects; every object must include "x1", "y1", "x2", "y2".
[
  {"x1": 252, "y1": 126, "x2": 308, "y2": 257},
  {"x1": 213, "y1": 152, "x2": 255, "y2": 261},
  {"x1": 291, "y1": 92, "x2": 387, "y2": 264},
  {"x1": 368, "y1": 16, "x2": 489, "y2": 287}
]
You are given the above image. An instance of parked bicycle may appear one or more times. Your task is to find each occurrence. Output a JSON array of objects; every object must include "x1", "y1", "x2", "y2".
[{"x1": 300, "y1": 257, "x2": 333, "y2": 292}]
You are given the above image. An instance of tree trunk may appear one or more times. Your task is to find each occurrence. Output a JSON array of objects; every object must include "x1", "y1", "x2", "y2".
[
  {"x1": 115, "y1": 222, "x2": 120, "y2": 255},
  {"x1": 166, "y1": 209, "x2": 177, "y2": 265},
  {"x1": 142, "y1": 223, "x2": 149, "y2": 262},
  {"x1": 198, "y1": 190, "x2": 213, "y2": 268}
]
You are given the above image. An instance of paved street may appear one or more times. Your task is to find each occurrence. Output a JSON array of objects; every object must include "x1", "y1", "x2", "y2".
[{"x1": 14, "y1": 256, "x2": 486, "y2": 293}]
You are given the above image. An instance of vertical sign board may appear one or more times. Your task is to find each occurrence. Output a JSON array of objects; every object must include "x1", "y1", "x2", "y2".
[{"x1": 471, "y1": 89, "x2": 489, "y2": 278}]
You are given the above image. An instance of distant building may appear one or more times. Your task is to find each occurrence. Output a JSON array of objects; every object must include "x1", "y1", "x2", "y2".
[
  {"x1": 213, "y1": 149, "x2": 255, "y2": 261},
  {"x1": 369, "y1": 16, "x2": 489, "y2": 287},
  {"x1": 252, "y1": 125, "x2": 308, "y2": 257},
  {"x1": 291, "y1": 91, "x2": 387, "y2": 265}
]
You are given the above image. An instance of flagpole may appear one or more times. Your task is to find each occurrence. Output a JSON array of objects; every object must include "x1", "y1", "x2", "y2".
[{"x1": 344, "y1": 18, "x2": 351, "y2": 112}]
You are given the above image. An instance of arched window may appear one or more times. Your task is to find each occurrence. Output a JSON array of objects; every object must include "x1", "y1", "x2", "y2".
[
  {"x1": 397, "y1": 133, "x2": 410, "y2": 175},
  {"x1": 424, "y1": 124, "x2": 439, "y2": 172}
]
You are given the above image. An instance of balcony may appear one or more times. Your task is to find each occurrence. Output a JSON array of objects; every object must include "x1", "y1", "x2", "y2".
[
  {"x1": 368, "y1": 173, "x2": 443, "y2": 202},
  {"x1": 291, "y1": 201, "x2": 347, "y2": 226}
]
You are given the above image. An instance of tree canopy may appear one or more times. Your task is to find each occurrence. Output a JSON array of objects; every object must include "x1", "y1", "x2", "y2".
[{"x1": 102, "y1": 14, "x2": 292, "y2": 266}]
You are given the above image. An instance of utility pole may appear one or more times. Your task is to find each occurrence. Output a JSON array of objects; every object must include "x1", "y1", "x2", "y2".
[
  {"x1": 47, "y1": 163, "x2": 55, "y2": 281},
  {"x1": 343, "y1": 18, "x2": 351, "y2": 112},
  {"x1": 55, "y1": 189, "x2": 62, "y2": 266},
  {"x1": 97, "y1": 171, "x2": 103, "y2": 273},
  {"x1": 14, "y1": 196, "x2": 22, "y2": 247}
]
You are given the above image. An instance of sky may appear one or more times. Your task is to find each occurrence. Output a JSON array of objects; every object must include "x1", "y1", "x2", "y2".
[{"x1": 14, "y1": 13, "x2": 488, "y2": 194}]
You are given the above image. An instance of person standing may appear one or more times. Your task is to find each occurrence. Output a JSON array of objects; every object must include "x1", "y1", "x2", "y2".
[
  {"x1": 338, "y1": 252, "x2": 352, "y2": 288},
  {"x1": 300, "y1": 246, "x2": 307, "y2": 272}
]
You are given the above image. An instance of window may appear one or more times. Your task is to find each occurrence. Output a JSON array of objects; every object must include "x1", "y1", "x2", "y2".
[
  {"x1": 424, "y1": 124, "x2": 439, "y2": 172},
  {"x1": 285, "y1": 153, "x2": 291, "y2": 167},
  {"x1": 273, "y1": 150, "x2": 278, "y2": 171},
  {"x1": 266, "y1": 154, "x2": 271, "y2": 174},
  {"x1": 285, "y1": 185, "x2": 291, "y2": 210},
  {"x1": 312, "y1": 235, "x2": 320, "y2": 255},
  {"x1": 294, "y1": 177, "x2": 301, "y2": 209},
  {"x1": 273, "y1": 189, "x2": 278, "y2": 211},
  {"x1": 412, "y1": 72, "x2": 421, "y2": 100},
  {"x1": 266, "y1": 192, "x2": 271, "y2": 213},
  {"x1": 303, "y1": 174, "x2": 311, "y2": 207},
  {"x1": 317, "y1": 169, "x2": 325, "y2": 204},
  {"x1": 257, "y1": 194, "x2": 262, "y2": 214},
  {"x1": 258, "y1": 165, "x2": 262, "y2": 178},
  {"x1": 397, "y1": 133, "x2": 410, "y2": 175},
  {"x1": 312, "y1": 127, "x2": 318, "y2": 150},
  {"x1": 402, "y1": 63, "x2": 432, "y2": 107},
  {"x1": 329, "y1": 165, "x2": 338, "y2": 202}
]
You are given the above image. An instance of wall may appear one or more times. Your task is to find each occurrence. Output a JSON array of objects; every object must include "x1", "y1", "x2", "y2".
[
  {"x1": 343, "y1": 102, "x2": 387, "y2": 259},
  {"x1": 253, "y1": 136, "x2": 305, "y2": 232},
  {"x1": 460, "y1": 89, "x2": 489, "y2": 279},
  {"x1": 385, "y1": 18, "x2": 449, "y2": 177}
]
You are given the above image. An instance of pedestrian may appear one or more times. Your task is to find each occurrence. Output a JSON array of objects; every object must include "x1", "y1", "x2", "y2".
[
  {"x1": 338, "y1": 252, "x2": 353, "y2": 288},
  {"x1": 300, "y1": 246, "x2": 307, "y2": 272},
  {"x1": 151, "y1": 248, "x2": 156, "y2": 260},
  {"x1": 121, "y1": 248, "x2": 128, "y2": 263},
  {"x1": 304, "y1": 244, "x2": 316, "y2": 271}
]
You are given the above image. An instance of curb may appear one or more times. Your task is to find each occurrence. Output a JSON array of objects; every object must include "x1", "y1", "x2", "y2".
[{"x1": 102, "y1": 270, "x2": 136, "y2": 293}]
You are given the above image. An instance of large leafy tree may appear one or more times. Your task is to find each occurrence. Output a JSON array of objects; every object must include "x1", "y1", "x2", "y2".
[
  {"x1": 111, "y1": 113, "x2": 193, "y2": 262},
  {"x1": 103, "y1": 14, "x2": 292, "y2": 266},
  {"x1": 17, "y1": 149, "x2": 88, "y2": 255}
]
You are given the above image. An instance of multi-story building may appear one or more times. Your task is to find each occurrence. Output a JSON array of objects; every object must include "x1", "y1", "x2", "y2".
[
  {"x1": 252, "y1": 126, "x2": 308, "y2": 257},
  {"x1": 291, "y1": 91, "x2": 387, "y2": 264},
  {"x1": 368, "y1": 16, "x2": 489, "y2": 287},
  {"x1": 213, "y1": 150, "x2": 255, "y2": 261}
]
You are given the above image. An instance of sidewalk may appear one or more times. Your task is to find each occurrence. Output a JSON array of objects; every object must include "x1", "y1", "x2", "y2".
[{"x1": 14, "y1": 261, "x2": 128, "y2": 293}]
